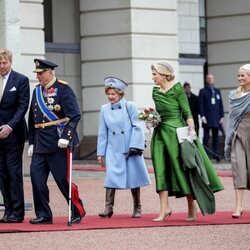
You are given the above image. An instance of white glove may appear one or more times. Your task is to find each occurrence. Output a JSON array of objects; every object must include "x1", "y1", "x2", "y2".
[
  {"x1": 58, "y1": 138, "x2": 70, "y2": 148},
  {"x1": 28, "y1": 145, "x2": 34, "y2": 157},
  {"x1": 201, "y1": 116, "x2": 207, "y2": 124}
]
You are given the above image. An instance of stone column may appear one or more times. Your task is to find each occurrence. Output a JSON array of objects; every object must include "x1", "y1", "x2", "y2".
[
  {"x1": 0, "y1": 0, "x2": 45, "y2": 175},
  {"x1": 0, "y1": 0, "x2": 21, "y2": 67},
  {"x1": 79, "y1": 0, "x2": 178, "y2": 158}
]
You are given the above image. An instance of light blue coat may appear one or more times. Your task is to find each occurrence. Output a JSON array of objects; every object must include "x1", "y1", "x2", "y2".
[{"x1": 97, "y1": 97, "x2": 151, "y2": 189}]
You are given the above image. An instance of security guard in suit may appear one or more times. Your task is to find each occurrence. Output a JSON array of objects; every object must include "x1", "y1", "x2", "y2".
[
  {"x1": 28, "y1": 59, "x2": 85, "y2": 224},
  {"x1": 199, "y1": 73, "x2": 224, "y2": 160}
]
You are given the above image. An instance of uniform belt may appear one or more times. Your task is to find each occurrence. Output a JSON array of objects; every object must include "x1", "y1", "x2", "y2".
[{"x1": 34, "y1": 117, "x2": 69, "y2": 128}]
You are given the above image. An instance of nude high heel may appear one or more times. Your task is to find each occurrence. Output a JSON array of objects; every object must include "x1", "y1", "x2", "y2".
[
  {"x1": 153, "y1": 208, "x2": 172, "y2": 222},
  {"x1": 232, "y1": 209, "x2": 244, "y2": 219},
  {"x1": 186, "y1": 204, "x2": 197, "y2": 221}
]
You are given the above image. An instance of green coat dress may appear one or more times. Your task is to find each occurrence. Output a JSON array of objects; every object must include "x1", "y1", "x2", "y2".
[{"x1": 151, "y1": 83, "x2": 224, "y2": 197}]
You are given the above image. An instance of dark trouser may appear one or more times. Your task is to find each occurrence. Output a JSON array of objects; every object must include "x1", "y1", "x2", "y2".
[
  {"x1": 30, "y1": 150, "x2": 85, "y2": 219},
  {"x1": 0, "y1": 141, "x2": 25, "y2": 218},
  {"x1": 203, "y1": 127, "x2": 219, "y2": 154}
]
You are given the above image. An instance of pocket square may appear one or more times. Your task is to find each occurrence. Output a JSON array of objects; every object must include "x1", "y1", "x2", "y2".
[{"x1": 10, "y1": 86, "x2": 17, "y2": 92}]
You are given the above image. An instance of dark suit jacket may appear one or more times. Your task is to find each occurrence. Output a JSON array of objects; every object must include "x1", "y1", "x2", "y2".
[
  {"x1": 199, "y1": 85, "x2": 224, "y2": 128},
  {"x1": 0, "y1": 70, "x2": 30, "y2": 143}
]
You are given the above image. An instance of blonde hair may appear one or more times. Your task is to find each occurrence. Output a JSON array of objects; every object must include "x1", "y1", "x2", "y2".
[
  {"x1": 239, "y1": 64, "x2": 250, "y2": 74},
  {"x1": 105, "y1": 86, "x2": 124, "y2": 97},
  {"x1": 236, "y1": 64, "x2": 250, "y2": 96},
  {"x1": 0, "y1": 48, "x2": 12, "y2": 63}
]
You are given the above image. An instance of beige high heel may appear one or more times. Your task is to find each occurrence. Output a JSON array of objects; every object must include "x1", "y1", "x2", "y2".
[
  {"x1": 232, "y1": 209, "x2": 243, "y2": 219},
  {"x1": 186, "y1": 204, "x2": 197, "y2": 221},
  {"x1": 153, "y1": 208, "x2": 172, "y2": 222}
]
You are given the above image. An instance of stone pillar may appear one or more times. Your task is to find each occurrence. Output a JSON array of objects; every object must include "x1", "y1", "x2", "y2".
[
  {"x1": 0, "y1": 0, "x2": 21, "y2": 67},
  {"x1": 79, "y1": 0, "x2": 178, "y2": 159},
  {"x1": 0, "y1": 0, "x2": 45, "y2": 175}
]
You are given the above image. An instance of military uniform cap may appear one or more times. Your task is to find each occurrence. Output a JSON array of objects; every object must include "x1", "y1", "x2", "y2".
[
  {"x1": 33, "y1": 58, "x2": 58, "y2": 73},
  {"x1": 104, "y1": 77, "x2": 128, "y2": 91}
]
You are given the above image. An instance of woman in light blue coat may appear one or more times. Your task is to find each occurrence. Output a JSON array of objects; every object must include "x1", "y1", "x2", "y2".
[{"x1": 97, "y1": 77, "x2": 151, "y2": 218}]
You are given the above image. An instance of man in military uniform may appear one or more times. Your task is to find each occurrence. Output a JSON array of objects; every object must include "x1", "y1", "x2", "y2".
[{"x1": 28, "y1": 58, "x2": 85, "y2": 224}]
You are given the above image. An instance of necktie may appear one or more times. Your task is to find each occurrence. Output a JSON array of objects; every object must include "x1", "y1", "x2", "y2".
[{"x1": 0, "y1": 76, "x2": 3, "y2": 101}]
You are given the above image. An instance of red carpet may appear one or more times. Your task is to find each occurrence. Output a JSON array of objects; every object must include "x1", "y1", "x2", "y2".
[
  {"x1": 73, "y1": 165, "x2": 232, "y2": 177},
  {"x1": 0, "y1": 211, "x2": 249, "y2": 233}
]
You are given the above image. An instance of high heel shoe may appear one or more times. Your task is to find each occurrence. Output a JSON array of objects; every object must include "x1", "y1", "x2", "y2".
[
  {"x1": 186, "y1": 205, "x2": 197, "y2": 221},
  {"x1": 153, "y1": 208, "x2": 172, "y2": 222},
  {"x1": 232, "y1": 209, "x2": 243, "y2": 219}
]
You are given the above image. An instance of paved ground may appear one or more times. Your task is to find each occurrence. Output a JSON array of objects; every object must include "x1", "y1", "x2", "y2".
[{"x1": 1, "y1": 160, "x2": 250, "y2": 250}]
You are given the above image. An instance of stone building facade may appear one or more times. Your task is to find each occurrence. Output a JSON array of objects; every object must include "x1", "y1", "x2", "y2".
[{"x1": 1, "y1": 0, "x2": 250, "y2": 159}]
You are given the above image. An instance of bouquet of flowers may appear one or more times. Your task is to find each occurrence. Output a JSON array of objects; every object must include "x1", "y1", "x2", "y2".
[{"x1": 138, "y1": 108, "x2": 161, "y2": 131}]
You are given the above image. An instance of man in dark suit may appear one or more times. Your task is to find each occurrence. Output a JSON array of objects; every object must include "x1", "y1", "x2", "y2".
[
  {"x1": 199, "y1": 73, "x2": 224, "y2": 160},
  {"x1": 183, "y1": 82, "x2": 200, "y2": 135},
  {"x1": 28, "y1": 58, "x2": 86, "y2": 224},
  {"x1": 0, "y1": 48, "x2": 30, "y2": 223}
]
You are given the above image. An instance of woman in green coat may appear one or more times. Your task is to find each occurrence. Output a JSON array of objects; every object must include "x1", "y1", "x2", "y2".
[{"x1": 150, "y1": 61, "x2": 224, "y2": 222}]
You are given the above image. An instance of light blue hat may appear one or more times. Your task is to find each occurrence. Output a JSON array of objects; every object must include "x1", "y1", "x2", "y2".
[{"x1": 104, "y1": 77, "x2": 128, "y2": 91}]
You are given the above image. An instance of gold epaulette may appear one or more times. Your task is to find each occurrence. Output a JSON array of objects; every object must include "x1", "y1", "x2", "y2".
[{"x1": 58, "y1": 79, "x2": 68, "y2": 85}]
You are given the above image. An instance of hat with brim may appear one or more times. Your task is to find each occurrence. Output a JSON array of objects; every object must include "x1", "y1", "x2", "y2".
[
  {"x1": 33, "y1": 58, "x2": 58, "y2": 73},
  {"x1": 104, "y1": 77, "x2": 128, "y2": 91}
]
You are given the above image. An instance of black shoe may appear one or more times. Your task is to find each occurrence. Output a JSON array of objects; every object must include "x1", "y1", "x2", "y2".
[
  {"x1": 29, "y1": 217, "x2": 53, "y2": 224},
  {"x1": 71, "y1": 216, "x2": 82, "y2": 224},
  {"x1": 4, "y1": 215, "x2": 23, "y2": 223},
  {"x1": 71, "y1": 210, "x2": 86, "y2": 224},
  {"x1": 0, "y1": 215, "x2": 9, "y2": 223}
]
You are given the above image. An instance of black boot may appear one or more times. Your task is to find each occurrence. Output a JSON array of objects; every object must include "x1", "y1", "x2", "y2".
[
  {"x1": 99, "y1": 188, "x2": 115, "y2": 218},
  {"x1": 131, "y1": 188, "x2": 141, "y2": 218}
]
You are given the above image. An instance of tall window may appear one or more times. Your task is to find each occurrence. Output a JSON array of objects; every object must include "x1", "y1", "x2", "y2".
[
  {"x1": 43, "y1": 0, "x2": 53, "y2": 43},
  {"x1": 199, "y1": 0, "x2": 206, "y2": 57}
]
